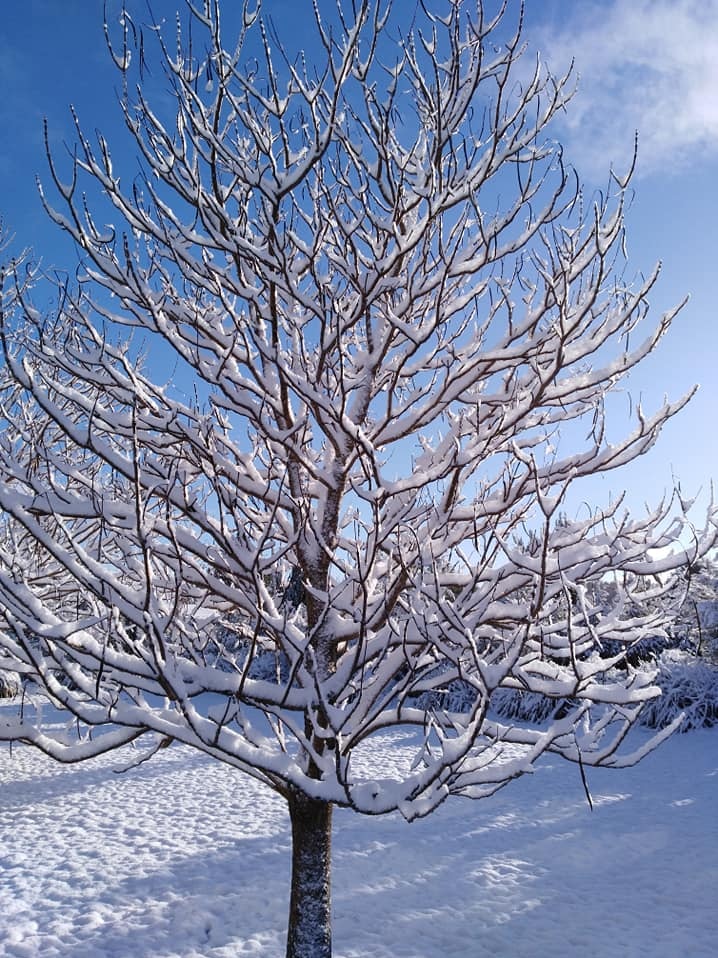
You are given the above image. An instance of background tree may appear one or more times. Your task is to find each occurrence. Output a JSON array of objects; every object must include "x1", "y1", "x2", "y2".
[{"x1": 0, "y1": 2, "x2": 714, "y2": 955}]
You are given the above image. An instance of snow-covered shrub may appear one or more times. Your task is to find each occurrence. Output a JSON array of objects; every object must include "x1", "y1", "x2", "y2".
[
  {"x1": 490, "y1": 687, "x2": 574, "y2": 724},
  {"x1": 414, "y1": 681, "x2": 576, "y2": 723},
  {"x1": 639, "y1": 650, "x2": 718, "y2": 732},
  {"x1": 412, "y1": 679, "x2": 476, "y2": 714},
  {"x1": 238, "y1": 647, "x2": 290, "y2": 684},
  {"x1": 599, "y1": 633, "x2": 684, "y2": 666},
  {"x1": 0, "y1": 669, "x2": 20, "y2": 698},
  {"x1": 696, "y1": 599, "x2": 718, "y2": 663},
  {"x1": 205, "y1": 622, "x2": 291, "y2": 681}
]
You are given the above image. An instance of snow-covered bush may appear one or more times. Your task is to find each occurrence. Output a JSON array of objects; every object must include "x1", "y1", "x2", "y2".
[
  {"x1": 488, "y1": 650, "x2": 718, "y2": 732},
  {"x1": 490, "y1": 686, "x2": 575, "y2": 724},
  {"x1": 696, "y1": 599, "x2": 718, "y2": 663},
  {"x1": 639, "y1": 650, "x2": 718, "y2": 732},
  {"x1": 0, "y1": 669, "x2": 20, "y2": 698},
  {"x1": 236, "y1": 646, "x2": 290, "y2": 684},
  {"x1": 415, "y1": 680, "x2": 574, "y2": 724},
  {"x1": 600, "y1": 633, "x2": 679, "y2": 666},
  {"x1": 412, "y1": 679, "x2": 476, "y2": 714}
]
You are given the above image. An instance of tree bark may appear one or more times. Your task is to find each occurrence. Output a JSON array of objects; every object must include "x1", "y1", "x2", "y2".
[{"x1": 286, "y1": 790, "x2": 333, "y2": 958}]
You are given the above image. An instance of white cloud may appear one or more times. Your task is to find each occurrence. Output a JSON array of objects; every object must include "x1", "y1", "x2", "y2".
[{"x1": 534, "y1": 0, "x2": 718, "y2": 179}]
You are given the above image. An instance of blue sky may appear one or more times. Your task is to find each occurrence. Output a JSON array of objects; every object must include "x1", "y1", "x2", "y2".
[{"x1": 0, "y1": 0, "x2": 715, "y2": 528}]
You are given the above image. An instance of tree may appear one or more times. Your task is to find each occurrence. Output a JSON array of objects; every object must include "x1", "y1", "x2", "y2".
[{"x1": 0, "y1": 2, "x2": 714, "y2": 955}]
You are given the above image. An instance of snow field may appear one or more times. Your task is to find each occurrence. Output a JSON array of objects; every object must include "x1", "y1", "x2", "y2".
[{"x1": 1, "y1": 723, "x2": 716, "y2": 957}]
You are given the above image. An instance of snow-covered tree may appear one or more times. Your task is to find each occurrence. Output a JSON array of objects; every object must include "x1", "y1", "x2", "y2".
[{"x1": 0, "y1": 3, "x2": 715, "y2": 955}]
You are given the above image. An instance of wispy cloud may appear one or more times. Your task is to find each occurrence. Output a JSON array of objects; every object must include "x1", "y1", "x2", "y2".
[{"x1": 534, "y1": 0, "x2": 718, "y2": 179}]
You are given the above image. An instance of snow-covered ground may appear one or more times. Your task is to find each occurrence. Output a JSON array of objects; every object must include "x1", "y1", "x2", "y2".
[{"x1": 1, "y1": 715, "x2": 716, "y2": 958}]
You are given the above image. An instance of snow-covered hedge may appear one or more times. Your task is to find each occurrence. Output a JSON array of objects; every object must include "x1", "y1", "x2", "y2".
[{"x1": 639, "y1": 650, "x2": 718, "y2": 732}]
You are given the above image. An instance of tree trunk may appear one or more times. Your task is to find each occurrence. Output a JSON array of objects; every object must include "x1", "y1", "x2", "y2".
[{"x1": 286, "y1": 790, "x2": 333, "y2": 958}]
